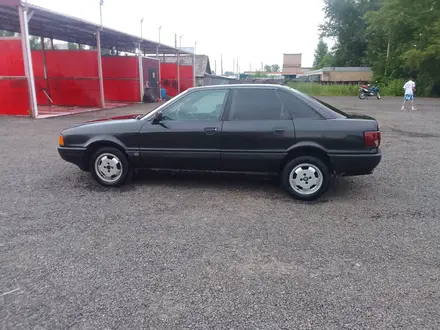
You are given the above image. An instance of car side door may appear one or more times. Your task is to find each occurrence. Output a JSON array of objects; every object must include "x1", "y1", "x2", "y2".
[
  {"x1": 220, "y1": 88, "x2": 296, "y2": 173},
  {"x1": 138, "y1": 88, "x2": 229, "y2": 170},
  {"x1": 276, "y1": 89, "x2": 326, "y2": 148}
]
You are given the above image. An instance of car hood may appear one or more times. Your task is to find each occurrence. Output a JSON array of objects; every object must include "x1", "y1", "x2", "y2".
[
  {"x1": 72, "y1": 114, "x2": 141, "y2": 127},
  {"x1": 85, "y1": 114, "x2": 141, "y2": 123}
]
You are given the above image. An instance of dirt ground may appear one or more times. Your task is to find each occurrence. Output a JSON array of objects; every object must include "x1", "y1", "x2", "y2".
[{"x1": 1, "y1": 96, "x2": 440, "y2": 329}]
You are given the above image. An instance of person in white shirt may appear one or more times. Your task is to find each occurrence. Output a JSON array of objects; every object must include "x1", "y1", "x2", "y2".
[{"x1": 401, "y1": 78, "x2": 417, "y2": 111}]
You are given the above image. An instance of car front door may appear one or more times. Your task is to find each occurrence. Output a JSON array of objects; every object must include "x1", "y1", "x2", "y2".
[
  {"x1": 138, "y1": 88, "x2": 229, "y2": 170},
  {"x1": 220, "y1": 88, "x2": 296, "y2": 173}
]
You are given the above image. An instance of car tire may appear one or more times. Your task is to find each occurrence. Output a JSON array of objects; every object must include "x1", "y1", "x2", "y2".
[
  {"x1": 90, "y1": 147, "x2": 131, "y2": 187},
  {"x1": 281, "y1": 156, "x2": 330, "y2": 201}
]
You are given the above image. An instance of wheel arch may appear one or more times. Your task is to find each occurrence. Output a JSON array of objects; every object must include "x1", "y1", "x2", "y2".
[
  {"x1": 281, "y1": 143, "x2": 332, "y2": 173},
  {"x1": 83, "y1": 138, "x2": 128, "y2": 171}
]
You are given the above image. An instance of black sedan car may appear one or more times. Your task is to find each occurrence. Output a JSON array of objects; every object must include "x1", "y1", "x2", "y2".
[{"x1": 58, "y1": 84, "x2": 381, "y2": 200}]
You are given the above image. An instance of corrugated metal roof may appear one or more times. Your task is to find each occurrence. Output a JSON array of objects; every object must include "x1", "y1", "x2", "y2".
[{"x1": 0, "y1": 3, "x2": 188, "y2": 54}]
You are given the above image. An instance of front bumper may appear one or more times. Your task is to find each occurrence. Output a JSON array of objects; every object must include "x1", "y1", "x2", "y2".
[
  {"x1": 330, "y1": 149, "x2": 382, "y2": 176},
  {"x1": 58, "y1": 147, "x2": 88, "y2": 171}
]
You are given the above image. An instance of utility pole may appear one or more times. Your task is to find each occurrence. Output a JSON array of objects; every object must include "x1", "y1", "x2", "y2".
[
  {"x1": 99, "y1": 0, "x2": 104, "y2": 31},
  {"x1": 237, "y1": 59, "x2": 239, "y2": 79},
  {"x1": 156, "y1": 26, "x2": 161, "y2": 59},
  {"x1": 193, "y1": 41, "x2": 197, "y2": 87},
  {"x1": 177, "y1": 35, "x2": 182, "y2": 94},
  {"x1": 159, "y1": 26, "x2": 162, "y2": 44},
  {"x1": 233, "y1": 59, "x2": 235, "y2": 74},
  {"x1": 140, "y1": 18, "x2": 144, "y2": 39},
  {"x1": 386, "y1": 37, "x2": 391, "y2": 59},
  {"x1": 385, "y1": 35, "x2": 391, "y2": 76}
]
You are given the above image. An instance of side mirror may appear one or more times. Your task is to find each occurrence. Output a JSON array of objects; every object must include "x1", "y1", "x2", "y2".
[{"x1": 152, "y1": 112, "x2": 163, "y2": 124}]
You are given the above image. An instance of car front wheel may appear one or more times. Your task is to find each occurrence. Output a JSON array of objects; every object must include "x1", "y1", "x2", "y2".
[
  {"x1": 281, "y1": 156, "x2": 330, "y2": 201},
  {"x1": 90, "y1": 147, "x2": 131, "y2": 187}
]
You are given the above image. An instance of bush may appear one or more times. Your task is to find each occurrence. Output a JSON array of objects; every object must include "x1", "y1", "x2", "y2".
[
  {"x1": 287, "y1": 80, "x2": 432, "y2": 97},
  {"x1": 379, "y1": 79, "x2": 406, "y2": 96}
]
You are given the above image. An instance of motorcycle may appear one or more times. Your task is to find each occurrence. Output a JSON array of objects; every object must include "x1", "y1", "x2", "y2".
[{"x1": 359, "y1": 82, "x2": 381, "y2": 100}]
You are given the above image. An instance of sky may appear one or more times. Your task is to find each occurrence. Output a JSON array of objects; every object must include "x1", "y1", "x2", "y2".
[{"x1": 29, "y1": 0, "x2": 326, "y2": 72}]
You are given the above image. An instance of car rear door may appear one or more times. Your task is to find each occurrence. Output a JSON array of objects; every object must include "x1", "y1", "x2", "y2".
[
  {"x1": 138, "y1": 89, "x2": 228, "y2": 170},
  {"x1": 276, "y1": 89, "x2": 327, "y2": 147},
  {"x1": 220, "y1": 88, "x2": 296, "y2": 173}
]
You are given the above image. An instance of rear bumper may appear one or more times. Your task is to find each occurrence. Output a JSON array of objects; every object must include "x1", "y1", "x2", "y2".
[
  {"x1": 330, "y1": 150, "x2": 382, "y2": 176},
  {"x1": 58, "y1": 147, "x2": 88, "y2": 171}
]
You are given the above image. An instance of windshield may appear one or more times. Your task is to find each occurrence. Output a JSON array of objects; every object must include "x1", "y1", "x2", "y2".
[
  {"x1": 138, "y1": 90, "x2": 190, "y2": 120},
  {"x1": 138, "y1": 103, "x2": 168, "y2": 120}
]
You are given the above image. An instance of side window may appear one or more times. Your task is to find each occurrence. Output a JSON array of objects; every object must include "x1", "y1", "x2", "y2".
[
  {"x1": 161, "y1": 89, "x2": 228, "y2": 121},
  {"x1": 229, "y1": 89, "x2": 283, "y2": 121},
  {"x1": 278, "y1": 91, "x2": 322, "y2": 119}
]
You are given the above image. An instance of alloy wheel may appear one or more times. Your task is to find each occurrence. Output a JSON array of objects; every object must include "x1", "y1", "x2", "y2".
[
  {"x1": 94, "y1": 153, "x2": 123, "y2": 183},
  {"x1": 289, "y1": 163, "x2": 323, "y2": 196}
]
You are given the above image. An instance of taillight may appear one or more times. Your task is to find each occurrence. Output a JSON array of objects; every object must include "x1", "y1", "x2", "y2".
[{"x1": 364, "y1": 131, "x2": 381, "y2": 147}]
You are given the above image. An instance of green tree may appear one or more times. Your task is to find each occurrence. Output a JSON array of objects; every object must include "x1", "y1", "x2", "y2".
[
  {"x1": 29, "y1": 36, "x2": 51, "y2": 50},
  {"x1": 90, "y1": 45, "x2": 114, "y2": 55},
  {"x1": 271, "y1": 64, "x2": 280, "y2": 72},
  {"x1": 253, "y1": 71, "x2": 268, "y2": 77},
  {"x1": 320, "y1": 0, "x2": 381, "y2": 66},
  {"x1": 67, "y1": 42, "x2": 85, "y2": 50},
  {"x1": 264, "y1": 64, "x2": 272, "y2": 72},
  {"x1": 313, "y1": 39, "x2": 330, "y2": 68},
  {"x1": 365, "y1": 0, "x2": 440, "y2": 95},
  {"x1": 0, "y1": 30, "x2": 15, "y2": 37},
  {"x1": 321, "y1": 53, "x2": 335, "y2": 68},
  {"x1": 29, "y1": 36, "x2": 40, "y2": 50},
  {"x1": 68, "y1": 42, "x2": 78, "y2": 50}
]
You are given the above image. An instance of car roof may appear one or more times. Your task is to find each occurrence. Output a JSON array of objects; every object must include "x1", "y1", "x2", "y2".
[
  {"x1": 187, "y1": 84, "x2": 287, "y2": 91},
  {"x1": 183, "y1": 84, "x2": 346, "y2": 119}
]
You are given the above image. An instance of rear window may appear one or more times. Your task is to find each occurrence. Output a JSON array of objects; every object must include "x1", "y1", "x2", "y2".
[
  {"x1": 277, "y1": 91, "x2": 322, "y2": 119},
  {"x1": 283, "y1": 87, "x2": 347, "y2": 118},
  {"x1": 312, "y1": 98, "x2": 349, "y2": 117}
]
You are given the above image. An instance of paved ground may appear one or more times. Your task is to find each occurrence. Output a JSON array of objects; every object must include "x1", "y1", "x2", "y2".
[{"x1": 1, "y1": 97, "x2": 440, "y2": 329}]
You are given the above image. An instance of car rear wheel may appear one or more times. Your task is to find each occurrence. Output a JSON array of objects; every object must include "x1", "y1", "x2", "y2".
[
  {"x1": 90, "y1": 147, "x2": 131, "y2": 187},
  {"x1": 281, "y1": 156, "x2": 330, "y2": 201}
]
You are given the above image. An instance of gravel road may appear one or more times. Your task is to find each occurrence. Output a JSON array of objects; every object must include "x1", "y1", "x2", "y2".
[{"x1": 1, "y1": 97, "x2": 440, "y2": 329}]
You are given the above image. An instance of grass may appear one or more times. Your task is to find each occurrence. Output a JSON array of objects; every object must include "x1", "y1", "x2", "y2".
[
  {"x1": 288, "y1": 82, "x2": 359, "y2": 96},
  {"x1": 287, "y1": 80, "x2": 409, "y2": 97}
]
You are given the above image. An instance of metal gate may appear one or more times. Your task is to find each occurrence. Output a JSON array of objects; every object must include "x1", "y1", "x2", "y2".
[{"x1": 142, "y1": 57, "x2": 160, "y2": 100}]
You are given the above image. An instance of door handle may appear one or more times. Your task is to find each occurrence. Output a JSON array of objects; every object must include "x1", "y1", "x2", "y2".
[
  {"x1": 273, "y1": 128, "x2": 285, "y2": 136},
  {"x1": 204, "y1": 127, "x2": 218, "y2": 135}
]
